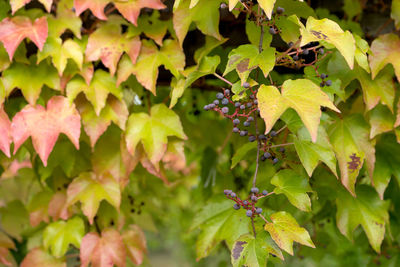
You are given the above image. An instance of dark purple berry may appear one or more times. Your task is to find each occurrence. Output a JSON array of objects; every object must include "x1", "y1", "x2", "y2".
[
  {"x1": 243, "y1": 82, "x2": 250, "y2": 88},
  {"x1": 220, "y1": 2, "x2": 227, "y2": 9},
  {"x1": 259, "y1": 134, "x2": 266, "y2": 140},
  {"x1": 272, "y1": 158, "x2": 279, "y2": 164},
  {"x1": 248, "y1": 136, "x2": 256, "y2": 142},
  {"x1": 240, "y1": 130, "x2": 248, "y2": 136},
  {"x1": 276, "y1": 7, "x2": 284, "y2": 14},
  {"x1": 260, "y1": 155, "x2": 266, "y2": 161},
  {"x1": 243, "y1": 200, "x2": 249, "y2": 205},
  {"x1": 221, "y1": 98, "x2": 229, "y2": 105},
  {"x1": 233, "y1": 203, "x2": 240, "y2": 210},
  {"x1": 240, "y1": 105, "x2": 246, "y2": 110},
  {"x1": 326, "y1": 80, "x2": 332, "y2": 86},
  {"x1": 235, "y1": 102, "x2": 241, "y2": 108},
  {"x1": 293, "y1": 55, "x2": 299, "y2": 61},
  {"x1": 246, "y1": 102, "x2": 252, "y2": 108},
  {"x1": 233, "y1": 127, "x2": 239, "y2": 133},
  {"x1": 216, "y1": 92, "x2": 224, "y2": 99},
  {"x1": 222, "y1": 107, "x2": 229, "y2": 114},
  {"x1": 264, "y1": 152, "x2": 271, "y2": 158},
  {"x1": 209, "y1": 103, "x2": 216, "y2": 108},
  {"x1": 270, "y1": 131, "x2": 277, "y2": 137},
  {"x1": 320, "y1": 73, "x2": 327, "y2": 79},
  {"x1": 203, "y1": 105, "x2": 209, "y2": 111},
  {"x1": 262, "y1": 190, "x2": 268, "y2": 195},
  {"x1": 250, "y1": 95, "x2": 255, "y2": 99},
  {"x1": 246, "y1": 210, "x2": 253, "y2": 217},
  {"x1": 224, "y1": 189, "x2": 230, "y2": 195},
  {"x1": 255, "y1": 207, "x2": 263, "y2": 214},
  {"x1": 233, "y1": 118, "x2": 240, "y2": 125},
  {"x1": 247, "y1": 116, "x2": 254, "y2": 122},
  {"x1": 318, "y1": 48, "x2": 325, "y2": 54},
  {"x1": 269, "y1": 27, "x2": 276, "y2": 35},
  {"x1": 243, "y1": 121, "x2": 250, "y2": 127},
  {"x1": 254, "y1": 100, "x2": 258, "y2": 105},
  {"x1": 251, "y1": 187, "x2": 259, "y2": 194},
  {"x1": 251, "y1": 195, "x2": 258, "y2": 202},
  {"x1": 279, "y1": 147, "x2": 285, "y2": 153},
  {"x1": 213, "y1": 100, "x2": 219, "y2": 105},
  {"x1": 225, "y1": 89, "x2": 230, "y2": 95},
  {"x1": 288, "y1": 42, "x2": 294, "y2": 47},
  {"x1": 230, "y1": 192, "x2": 237, "y2": 198}
]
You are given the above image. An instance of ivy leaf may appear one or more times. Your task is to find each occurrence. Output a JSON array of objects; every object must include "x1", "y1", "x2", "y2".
[
  {"x1": 2, "y1": 60, "x2": 60, "y2": 105},
  {"x1": 0, "y1": 108, "x2": 11, "y2": 157},
  {"x1": 0, "y1": 232, "x2": 15, "y2": 266},
  {"x1": 74, "y1": 0, "x2": 165, "y2": 25},
  {"x1": 77, "y1": 95, "x2": 128, "y2": 147},
  {"x1": 127, "y1": 12, "x2": 169, "y2": 46},
  {"x1": 173, "y1": 0, "x2": 222, "y2": 46},
  {"x1": 125, "y1": 104, "x2": 187, "y2": 168},
  {"x1": 43, "y1": 217, "x2": 85, "y2": 258},
  {"x1": 80, "y1": 228, "x2": 126, "y2": 267},
  {"x1": 0, "y1": 16, "x2": 48, "y2": 60},
  {"x1": 48, "y1": 0, "x2": 82, "y2": 38},
  {"x1": 67, "y1": 172, "x2": 121, "y2": 224},
  {"x1": 223, "y1": 44, "x2": 275, "y2": 84},
  {"x1": 257, "y1": 79, "x2": 339, "y2": 142},
  {"x1": 28, "y1": 190, "x2": 52, "y2": 227},
  {"x1": 0, "y1": 200, "x2": 30, "y2": 240},
  {"x1": 66, "y1": 69, "x2": 122, "y2": 115},
  {"x1": 231, "y1": 231, "x2": 283, "y2": 267},
  {"x1": 392, "y1": 0, "x2": 400, "y2": 29},
  {"x1": 327, "y1": 114, "x2": 375, "y2": 196},
  {"x1": 10, "y1": 0, "x2": 53, "y2": 13},
  {"x1": 37, "y1": 37, "x2": 83, "y2": 76},
  {"x1": 122, "y1": 225, "x2": 147, "y2": 265},
  {"x1": 11, "y1": 96, "x2": 81, "y2": 166},
  {"x1": 271, "y1": 169, "x2": 312, "y2": 211},
  {"x1": 293, "y1": 126, "x2": 337, "y2": 177},
  {"x1": 191, "y1": 197, "x2": 250, "y2": 260},
  {"x1": 336, "y1": 185, "x2": 389, "y2": 253},
  {"x1": 258, "y1": 0, "x2": 276, "y2": 19},
  {"x1": 231, "y1": 142, "x2": 257, "y2": 169},
  {"x1": 264, "y1": 211, "x2": 315, "y2": 255},
  {"x1": 369, "y1": 105, "x2": 395, "y2": 139},
  {"x1": 369, "y1": 33, "x2": 400, "y2": 82},
  {"x1": 86, "y1": 21, "x2": 141, "y2": 76},
  {"x1": 48, "y1": 191, "x2": 70, "y2": 221},
  {"x1": 117, "y1": 39, "x2": 185, "y2": 94},
  {"x1": 299, "y1": 17, "x2": 356, "y2": 69},
  {"x1": 21, "y1": 248, "x2": 66, "y2": 267}
]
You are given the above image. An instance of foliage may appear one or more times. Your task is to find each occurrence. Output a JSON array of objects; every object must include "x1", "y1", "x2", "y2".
[{"x1": 0, "y1": 0, "x2": 399, "y2": 266}]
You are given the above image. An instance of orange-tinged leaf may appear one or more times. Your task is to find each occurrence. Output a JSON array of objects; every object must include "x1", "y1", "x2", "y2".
[
  {"x1": 10, "y1": 0, "x2": 53, "y2": 13},
  {"x1": 86, "y1": 21, "x2": 141, "y2": 76},
  {"x1": 11, "y1": 96, "x2": 81, "y2": 166},
  {"x1": 369, "y1": 33, "x2": 400, "y2": 82},
  {"x1": 48, "y1": 0, "x2": 82, "y2": 38},
  {"x1": 80, "y1": 229, "x2": 126, "y2": 267},
  {"x1": 74, "y1": 0, "x2": 108, "y2": 20},
  {"x1": 76, "y1": 95, "x2": 128, "y2": 147},
  {"x1": 0, "y1": 232, "x2": 15, "y2": 267},
  {"x1": 122, "y1": 225, "x2": 147, "y2": 265},
  {"x1": 48, "y1": 191, "x2": 70, "y2": 221},
  {"x1": 20, "y1": 247, "x2": 66, "y2": 267},
  {"x1": 0, "y1": 108, "x2": 11, "y2": 157},
  {"x1": 66, "y1": 172, "x2": 121, "y2": 224},
  {"x1": 0, "y1": 16, "x2": 48, "y2": 60}
]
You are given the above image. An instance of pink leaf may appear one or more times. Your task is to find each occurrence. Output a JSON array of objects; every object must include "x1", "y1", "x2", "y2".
[
  {"x1": 0, "y1": 16, "x2": 48, "y2": 60},
  {"x1": 114, "y1": 0, "x2": 165, "y2": 26},
  {"x1": 80, "y1": 229, "x2": 126, "y2": 267},
  {"x1": 21, "y1": 248, "x2": 66, "y2": 267},
  {"x1": 11, "y1": 96, "x2": 81, "y2": 166},
  {"x1": 0, "y1": 108, "x2": 11, "y2": 157}
]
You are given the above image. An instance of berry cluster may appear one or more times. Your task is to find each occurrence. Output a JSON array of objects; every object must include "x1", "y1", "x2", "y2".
[
  {"x1": 224, "y1": 187, "x2": 270, "y2": 217},
  {"x1": 319, "y1": 73, "x2": 332, "y2": 87},
  {"x1": 204, "y1": 84, "x2": 284, "y2": 165}
]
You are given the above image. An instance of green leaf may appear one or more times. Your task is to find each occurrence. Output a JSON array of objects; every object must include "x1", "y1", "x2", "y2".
[
  {"x1": 43, "y1": 217, "x2": 85, "y2": 258},
  {"x1": 327, "y1": 114, "x2": 375, "y2": 196},
  {"x1": 117, "y1": 39, "x2": 185, "y2": 94},
  {"x1": 336, "y1": 185, "x2": 389, "y2": 253},
  {"x1": 293, "y1": 126, "x2": 337, "y2": 177},
  {"x1": 192, "y1": 197, "x2": 250, "y2": 260},
  {"x1": 66, "y1": 172, "x2": 121, "y2": 224},
  {"x1": 0, "y1": 200, "x2": 30, "y2": 240},
  {"x1": 47, "y1": 0, "x2": 81, "y2": 38},
  {"x1": 300, "y1": 17, "x2": 356, "y2": 69},
  {"x1": 271, "y1": 169, "x2": 312, "y2": 211},
  {"x1": 66, "y1": 69, "x2": 122, "y2": 115},
  {"x1": 125, "y1": 104, "x2": 187, "y2": 168},
  {"x1": 264, "y1": 211, "x2": 315, "y2": 255},
  {"x1": 392, "y1": 0, "x2": 400, "y2": 29},
  {"x1": 173, "y1": 0, "x2": 222, "y2": 46},
  {"x1": 37, "y1": 37, "x2": 83, "y2": 76},
  {"x1": 245, "y1": 18, "x2": 272, "y2": 50},
  {"x1": 369, "y1": 33, "x2": 400, "y2": 82},
  {"x1": 257, "y1": 79, "x2": 339, "y2": 142},
  {"x1": 224, "y1": 44, "x2": 275, "y2": 84},
  {"x1": 2, "y1": 60, "x2": 60, "y2": 105},
  {"x1": 343, "y1": 0, "x2": 362, "y2": 20},
  {"x1": 231, "y1": 142, "x2": 257, "y2": 169},
  {"x1": 258, "y1": 0, "x2": 276, "y2": 19},
  {"x1": 369, "y1": 105, "x2": 395, "y2": 139},
  {"x1": 275, "y1": 0, "x2": 316, "y2": 18}
]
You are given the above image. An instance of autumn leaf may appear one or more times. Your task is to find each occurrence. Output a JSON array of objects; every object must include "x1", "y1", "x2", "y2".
[
  {"x1": 10, "y1": 0, "x2": 53, "y2": 13},
  {"x1": 257, "y1": 79, "x2": 340, "y2": 142},
  {"x1": 27, "y1": 190, "x2": 52, "y2": 227},
  {"x1": 258, "y1": 0, "x2": 276, "y2": 19},
  {"x1": 80, "y1": 228, "x2": 126, "y2": 267},
  {"x1": 122, "y1": 225, "x2": 147, "y2": 265},
  {"x1": 86, "y1": 20, "x2": 141, "y2": 75},
  {"x1": 0, "y1": 108, "x2": 11, "y2": 157},
  {"x1": 48, "y1": 0, "x2": 82, "y2": 38},
  {"x1": 48, "y1": 191, "x2": 70, "y2": 221},
  {"x1": 66, "y1": 172, "x2": 121, "y2": 224},
  {"x1": 0, "y1": 232, "x2": 15, "y2": 267},
  {"x1": 125, "y1": 104, "x2": 187, "y2": 168},
  {"x1": 21, "y1": 247, "x2": 66, "y2": 267},
  {"x1": 369, "y1": 33, "x2": 400, "y2": 82},
  {"x1": 74, "y1": 0, "x2": 165, "y2": 25},
  {"x1": 0, "y1": 16, "x2": 48, "y2": 60},
  {"x1": 11, "y1": 96, "x2": 81, "y2": 166},
  {"x1": 2, "y1": 60, "x2": 60, "y2": 105},
  {"x1": 117, "y1": 39, "x2": 185, "y2": 94},
  {"x1": 264, "y1": 211, "x2": 315, "y2": 255},
  {"x1": 66, "y1": 69, "x2": 123, "y2": 115}
]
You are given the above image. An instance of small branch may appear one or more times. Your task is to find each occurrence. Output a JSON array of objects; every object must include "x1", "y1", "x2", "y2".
[
  {"x1": 269, "y1": 142, "x2": 294, "y2": 148},
  {"x1": 276, "y1": 125, "x2": 287, "y2": 135},
  {"x1": 259, "y1": 214, "x2": 270, "y2": 223},
  {"x1": 213, "y1": 73, "x2": 233, "y2": 86},
  {"x1": 251, "y1": 217, "x2": 257, "y2": 237}
]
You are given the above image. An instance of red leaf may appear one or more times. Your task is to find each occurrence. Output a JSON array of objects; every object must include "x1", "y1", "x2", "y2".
[
  {"x1": 122, "y1": 225, "x2": 147, "y2": 265},
  {"x1": 74, "y1": 0, "x2": 108, "y2": 20},
  {"x1": 48, "y1": 191, "x2": 70, "y2": 221},
  {"x1": 21, "y1": 247, "x2": 66, "y2": 267},
  {"x1": 0, "y1": 108, "x2": 11, "y2": 157},
  {"x1": 11, "y1": 96, "x2": 81, "y2": 166},
  {"x1": 0, "y1": 16, "x2": 48, "y2": 60},
  {"x1": 10, "y1": 0, "x2": 53, "y2": 14},
  {"x1": 80, "y1": 229, "x2": 126, "y2": 267}
]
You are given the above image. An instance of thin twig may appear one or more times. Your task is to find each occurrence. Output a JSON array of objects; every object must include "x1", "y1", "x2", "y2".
[
  {"x1": 251, "y1": 217, "x2": 257, "y2": 237},
  {"x1": 259, "y1": 214, "x2": 270, "y2": 223},
  {"x1": 213, "y1": 73, "x2": 233, "y2": 86},
  {"x1": 276, "y1": 125, "x2": 287, "y2": 135},
  {"x1": 270, "y1": 142, "x2": 294, "y2": 148}
]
